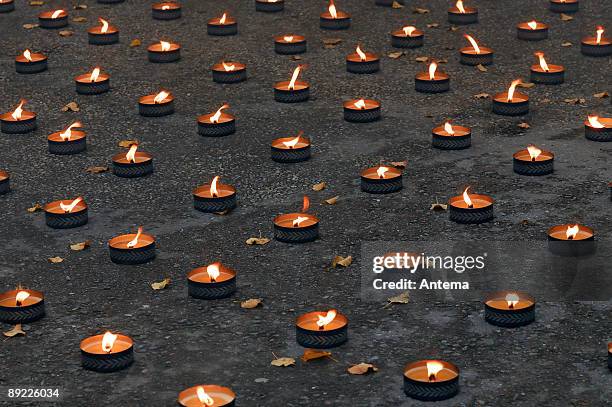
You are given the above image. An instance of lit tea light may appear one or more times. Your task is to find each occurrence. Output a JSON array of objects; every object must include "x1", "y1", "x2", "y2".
[
  {"x1": 274, "y1": 196, "x2": 319, "y2": 243},
  {"x1": 274, "y1": 65, "x2": 309, "y2": 103},
  {"x1": 271, "y1": 130, "x2": 311, "y2": 163},
  {"x1": 152, "y1": 2, "x2": 182, "y2": 20},
  {"x1": 208, "y1": 11, "x2": 237, "y2": 36},
  {"x1": 513, "y1": 144, "x2": 554, "y2": 175},
  {"x1": 193, "y1": 176, "x2": 237, "y2": 213},
  {"x1": 88, "y1": 17, "x2": 119, "y2": 45},
  {"x1": 548, "y1": 224, "x2": 595, "y2": 257},
  {"x1": 346, "y1": 44, "x2": 380, "y2": 74},
  {"x1": 178, "y1": 385, "x2": 236, "y2": 407},
  {"x1": 448, "y1": 0, "x2": 478, "y2": 25},
  {"x1": 256, "y1": 0, "x2": 284, "y2": 12},
  {"x1": 15, "y1": 49, "x2": 47, "y2": 74},
  {"x1": 449, "y1": 186, "x2": 494, "y2": 224},
  {"x1": 38, "y1": 9, "x2": 68, "y2": 29},
  {"x1": 47, "y1": 121, "x2": 87, "y2": 155},
  {"x1": 584, "y1": 115, "x2": 612, "y2": 142},
  {"x1": 376, "y1": 0, "x2": 404, "y2": 6},
  {"x1": 80, "y1": 331, "x2": 134, "y2": 372},
  {"x1": 549, "y1": 0, "x2": 579, "y2": 13},
  {"x1": 415, "y1": 61, "x2": 450, "y2": 93},
  {"x1": 139, "y1": 90, "x2": 174, "y2": 117},
  {"x1": 0, "y1": 99, "x2": 37, "y2": 134},
  {"x1": 274, "y1": 34, "x2": 307, "y2": 55},
  {"x1": 296, "y1": 309, "x2": 348, "y2": 348},
  {"x1": 197, "y1": 104, "x2": 236, "y2": 137},
  {"x1": 492, "y1": 79, "x2": 529, "y2": 116},
  {"x1": 403, "y1": 360, "x2": 459, "y2": 401},
  {"x1": 44, "y1": 196, "x2": 88, "y2": 229},
  {"x1": 530, "y1": 52, "x2": 564, "y2": 84},
  {"x1": 484, "y1": 291, "x2": 536, "y2": 327},
  {"x1": 432, "y1": 121, "x2": 471, "y2": 150},
  {"x1": 187, "y1": 262, "x2": 237, "y2": 300},
  {"x1": 148, "y1": 40, "x2": 181, "y2": 63},
  {"x1": 360, "y1": 165, "x2": 402, "y2": 194},
  {"x1": 112, "y1": 143, "x2": 154, "y2": 178},
  {"x1": 391, "y1": 25, "x2": 424, "y2": 49},
  {"x1": 459, "y1": 34, "x2": 493, "y2": 66},
  {"x1": 109, "y1": 226, "x2": 156, "y2": 264},
  {"x1": 517, "y1": 20, "x2": 549, "y2": 41},
  {"x1": 320, "y1": 0, "x2": 350, "y2": 30},
  {"x1": 0, "y1": 0, "x2": 14, "y2": 13},
  {"x1": 343, "y1": 98, "x2": 381, "y2": 122},
  {"x1": 581, "y1": 26, "x2": 611, "y2": 57},
  {"x1": 212, "y1": 61, "x2": 247, "y2": 83},
  {"x1": 0, "y1": 288, "x2": 45, "y2": 324},
  {"x1": 0, "y1": 170, "x2": 9, "y2": 195},
  {"x1": 75, "y1": 66, "x2": 110, "y2": 95}
]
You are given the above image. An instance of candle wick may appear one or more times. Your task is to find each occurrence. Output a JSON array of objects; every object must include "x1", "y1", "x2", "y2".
[
  {"x1": 508, "y1": 303, "x2": 514, "y2": 309},
  {"x1": 16, "y1": 300, "x2": 21, "y2": 307},
  {"x1": 210, "y1": 277, "x2": 216, "y2": 283},
  {"x1": 318, "y1": 325, "x2": 325, "y2": 331},
  {"x1": 428, "y1": 374, "x2": 436, "y2": 382}
]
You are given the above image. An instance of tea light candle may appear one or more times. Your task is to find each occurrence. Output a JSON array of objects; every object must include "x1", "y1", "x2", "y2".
[
  {"x1": 449, "y1": 187, "x2": 494, "y2": 224},
  {"x1": 517, "y1": 20, "x2": 549, "y2": 41},
  {"x1": 361, "y1": 166, "x2": 402, "y2": 194},
  {"x1": 584, "y1": 115, "x2": 612, "y2": 142},
  {"x1": 39, "y1": 9, "x2": 68, "y2": 29},
  {"x1": 139, "y1": 90, "x2": 174, "y2": 117},
  {"x1": 208, "y1": 12, "x2": 237, "y2": 36},
  {"x1": 271, "y1": 131, "x2": 311, "y2": 163},
  {"x1": 581, "y1": 26, "x2": 611, "y2": 57},
  {"x1": 212, "y1": 61, "x2": 247, "y2": 83},
  {"x1": 274, "y1": 196, "x2": 319, "y2": 243},
  {"x1": 152, "y1": 2, "x2": 181, "y2": 20},
  {"x1": 88, "y1": 18, "x2": 119, "y2": 45},
  {"x1": 75, "y1": 67, "x2": 110, "y2": 95},
  {"x1": 112, "y1": 144, "x2": 154, "y2": 178},
  {"x1": 530, "y1": 52, "x2": 564, "y2": 84},
  {"x1": 343, "y1": 99, "x2": 381, "y2": 122},
  {"x1": 492, "y1": 79, "x2": 529, "y2": 116},
  {"x1": 193, "y1": 176, "x2": 237, "y2": 213},
  {"x1": 403, "y1": 360, "x2": 459, "y2": 401},
  {"x1": 47, "y1": 121, "x2": 87, "y2": 155},
  {"x1": 0, "y1": 0, "x2": 14, "y2": 13},
  {"x1": 448, "y1": 0, "x2": 478, "y2": 25},
  {"x1": 296, "y1": 309, "x2": 348, "y2": 348},
  {"x1": 178, "y1": 385, "x2": 236, "y2": 407},
  {"x1": 187, "y1": 262, "x2": 237, "y2": 300},
  {"x1": 274, "y1": 65, "x2": 309, "y2": 103},
  {"x1": 391, "y1": 25, "x2": 424, "y2": 49},
  {"x1": 80, "y1": 331, "x2": 133, "y2": 372},
  {"x1": 197, "y1": 104, "x2": 236, "y2": 137},
  {"x1": 320, "y1": 0, "x2": 350, "y2": 30},
  {"x1": 109, "y1": 226, "x2": 156, "y2": 264},
  {"x1": 148, "y1": 40, "x2": 181, "y2": 63},
  {"x1": 415, "y1": 61, "x2": 449, "y2": 93},
  {"x1": 0, "y1": 288, "x2": 45, "y2": 324},
  {"x1": 256, "y1": 0, "x2": 284, "y2": 12},
  {"x1": 432, "y1": 122, "x2": 471, "y2": 150},
  {"x1": 549, "y1": 0, "x2": 579, "y2": 13},
  {"x1": 44, "y1": 197, "x2": 88, "y2": 229},
  {"x1": 484, "y1": 291, "x2": 536, "y2": 327},
  {"x1": 346, "y1": 45, "x2": 379, "y2": 74},
  {"x1": 547, "y1": 224, "x2": 595, "y2": 257},
  {"x1": 274, "y1": 34, "x2": 307, "y2": 55},
  {"x1": 15, "y1": 49, "x2": 47, "y2": 74},
  {"x1": 459, "y1": 34, "x2": 493, "y2": 66},
  {"x1": 0, "y1": 170, "x2": 9, "y2": 195},
  {"x1": 513, "y1": 145, "x2": 554, "y2": 176},
  {"x1": 0, "y1": 100, "x2": 37, "y2": 134}
]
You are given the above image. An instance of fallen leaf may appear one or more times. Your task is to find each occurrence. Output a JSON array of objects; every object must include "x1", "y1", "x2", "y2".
[
  {"x1": 48, "y1": 256, "x2": 64, "y2": 263},
  {"x1": 517, "y1": 82, "x2": 535, "y2": 88},
  {"x1": 72, "y1": 16, "x2": 87, "y2": 23},
  {"x1": 387, "y1": 51, "x2": 404, "y2": 59},
  {"x1": 129, "y1": 39, "x2": 141, "y2": 47},
  {"x1": 564, "y1": 97, "x2": 586, "y2": 105},
  {"x1": 430, "y1": 203, "x2": 448, "y2": 211},
  {"x1": 3, "y1": 324, "x2": 25, "y2": 338},
  {"x1": 348, "y1": 363, "x2": 378, "y2": 375},
  {"x1": 448, "y1": 25, "x2": 459, "y2": 32},
  {"x1": 560, "y1": 13, "x2": 573, "y2": 21},
  {"x1": 86, "y1": 165, "x2": 109, "y2": 174},
  {"x1": 27, "y1": 203, "x2": 43, "y2": 213},
  {"x1": 151, "y1": 278, "x2": 171, "y2": 290},
  {"x1": 426, "y1": 23, "x2": 439, "y2": 28},
  {"x1": 386, "y1": 291, "x2": 409, "y2": 305},
  {"x1": 246, "y1": 237, "x2": 270, "y2": 245},
  {"x1": 392, "y1": 1, "x2": 404, "y2": 8},
  {"x1": 23, "y1": 23, "x2": 39, "y2": 29},
  {"x1": 594, "y1": 91, "x2": 609, "y2": 99},
  {"x1": 213, "y1": 209, "x2": 231, "y2": 216},
  {"x1": 30, "y1": 1, "x2": 44, "y2": 5},
  {"x1": 118, "y1": 139, "x2": 138, "y2": 148},
  {"x1": 474, "y1": 93, "x2": 490, "y2": 99},
  {"x1": 331, "y1": 255, "x2": 352, "y2": 268},
  {"x1": 437, "y1": 58, "x2": 448, "y2": 64},
  {"x1": 518, "y1": 122, "x2": 531, "y2": 129},
  {"x1": 561, "y1": 41, "x2": 573, "y2": 47},
  {"x1": 391, "y1": 161, "x2": 407, "y2": 169},
  {"x1": 70, "y1": 240, "x2": 91, "y2": 251},
  {"x1": 415, "y1": 56, "x2": 429, "y2": 63},
  {"x1": 413, "y1": 7, "x2": 429, "y2": 14},
  {"x1": 61, "y1": 101, "x2": 80, "y2": 112},
  {"x1": 59, "y1": 30, "x2": 74, "y2": 37},
  {"x1": 291, "y1": 55, "x2": 302, "y2": 61},
  {"x1": 476, "y1": 64, "x2": 487, "y2": 72},
  {"x1": 241, "y1": 298, "x2": 262, "y2": 309},
  {"x1": 312, "y1": 182, "x2": 326, "y2": 191},
  {"x1": 74, "y1": 4, "x2": 87, "y2": 9},
  {"x1": 323, "y1": 38, "x2": 342, "y2": 49},
  {"x1": 301, "y1": 349, "x2": 334, "y2": 362},
  {"x1": 324, "y1": 196, "x2": 339, "y2": 205},
  {"x1": 271, "y1": 357, "x2": 295, "y2": 367},
  {"x1": 520, "y1": 219, "x2": 529, "y2": 226}
]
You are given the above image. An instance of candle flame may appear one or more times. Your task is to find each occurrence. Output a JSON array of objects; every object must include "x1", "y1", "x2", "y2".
[
  {"x1": 402, "y1": 26, "x2": 416, "y2": 37},
  {"x1": 526, "y1": 144, "x2": 542, "y2": 161},
  {"x1": 316, "y1": 309, "x2": 337, "y2": 329},
  {"x1": 507, "y1": 79, "x2": 521, "y2": 102},
  {"x1": 206, "y1": 263, "x2": 221, "y2": 282},
  {"x1": 11, "y1": 100, "x2": 26, "y2": 120},
  {"x1": 127, "y1": 226, "x2": 143, "y2": 248},
  {"x1": 153, "y1": 91, "x2": 170, "y2": 104},
  {"x1": 101, "y1": 331, "x2": 118, "y2": 353},
  {"x1": 464, "y1": 34, "x2": 481, "y2": 54},
  {"x1": 59, "y1": 121, "x2": 82, "y2": 141},
  {"x1": 527, "y1": 20, "x2": 538, "y2": 30},
  {"x1": 162, "y1": 5, "x2": 170, "y2": 10},
  {"x1": 356, "y1": 45, "x2": 366, "y2": 61},
  {"x1": 222, "y1": 61, "x2": 236, "y2": 71},
  {"x1": 444, "y1": 122, "x2": 455, "y2": 135},
  {"x1": 160, "y1": 40, "x2": 171, "y2": 52},
  {"x1": 210, "y1": 104, "x2": 229, "y2": 124},
  {"x1": 99, "y1": 18, "x2": 109, "y2": 33},
  {"x1": 376, "y1": 166, "x2": 389, "y2": 179},
  {"x1": 126, "y1": 144, "x2": 138, "y2": 163},
  {"x1": 354, "y1": 99, "x2": 366, "y2": 110},
  {"x1": 505, "y1": 293, "x2": 520, "y2": 309},
  {"x1": 534, "y1": 52, "x2": 549, "y2": 72},
  {"x1": 288, "y1": 65, "x2": 302, "y2": 90},
  {"x1": 428, "y1": 61, "x2": 437, "y2": 80},
  {"x1": 587, "y1": 115, "x2": 604, "y2": 128},
  {"x1": 196, "y1": 386, "x2": 215, "y2": 406},
  {"x1": 283, "y1": 35, "x2": 294, "y2": 42},
  {"x1": 456, "y1": 0, "x2": 466, "y2": 13},
  {"x1": 328, "y1": 0, "x2": 338, "y2": 19},
  {"x1": 463, "y1": 187, "x2": 473, "y2": 208},
  {"x1": 302, "y1": 195, "x2": 310, "y2": 212},
  {"x1": 219, "y1": 12, "x2": 227, "y2": 24},
  {"x1": 59, "y1": 196, "x2": 83, "y2": 213},
  {"x1": 89, "y1": 67, "x2": 101, "y2": 82},
  {"x1": 282, "y1": 131, "x2": 303, "y2": 149},
  {"x1": 426, "y1": 361, "x2": 444, "y2": 381},
  {"x1": 596, "y1": 26, "x2": 604, "y2": 44},
  {"x1": 566, "y1": 224, "x2": 579, "y2": 240},
  {"x1": 15, "y1": 291, "x2": 30, "y2": 306},
  {"x1": 210, "y1": 176, "x2": 219, "y2": 197},
  {"x1": 51, "y1": 9, "x2": 64, "y2": 19},
  {"x1": 292, "y1": 216, "x2": 308, "y2": 227},
  {"x1": 23, "y1": 49, "x2": 32, "y2": 62}
]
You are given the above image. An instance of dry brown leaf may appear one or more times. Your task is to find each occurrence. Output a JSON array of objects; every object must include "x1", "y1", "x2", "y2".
[
  {"x1": 594, "y1": 91, "x2": 609, "y2": 99},
  {"x1": 387, "y1": 291, "x2": 410, "y2": 305},
  {"x1": 59, "y1": 30, "x2": 74, "y2": 37},
  {"x1": 448, "y1": 25, "x2": 459, "y2": 32},
  {"x1": 391, "y1": 161, "x2": 407, "y2": 169},
  {"x1": 564, "y1": 97, "x2": 586, "y2": 105},
  {"x1": 392, "y1": 1, "x2": 404, "y2": 8},
  {"x1": 413, "y1": 7, "x2": 430, "y2": 14},
  {"x1": 561, "y1": 41, "x2": 573, "y2": 47},
  {"x1": 72, "y1": 16, "x2": 87, "y2": 23},
  {"x1": 387, "y1": 51, "x2": 404, "y2": 59},
  {"x1": 517, "y1": 82, "x2": 535, "y2": 88},
  {"x1": 301, "y1": 349, "x2": 333, "y2": 362},
  {"x1": 312, "y1": 182, "x2": 327, "y2": 191},
  {"x1": 3, "y1": 324, "x2": 25, "y2": 338},
  {"x1": 27, "y1": 203, "x2": 43, "y2": 213},
  {"x1": 48, "y1": 256, "x2": 64, "y2": 263},
  {"x1": 426, "y1": 23, "x2": 439, "y2": 28},
  {"x1": 30, "y1": 1, "x2": 44, "y2": 5},
  {"x1": 560, "y1": 13, "x2": 573, "y2": 21},
  {"x1": 23, "y1": 23, "x2": 39, "y2": 29},
  {"x1": 61, "y1": 101, "x2": 80, "y2": 112},
  {"x1": 118, "y1": 139, "x2": 138, "y2": 148},
  {"x1": 74, "y1": 4, "x2": 87, "y2": 9},
  {"x1": 70, "y1": 240, "x2": 91, "y2": 251},
  {"x1": 430, "y1": 203, "x2": 448, "y2": 211},
  {"x1": 331, "y1": 255, "x2": 352, "y2": 268},
  {"x1": 246, "y1": 237, "x2": 270, "y2": 245},
  {"x1": 348, "y1": 363, "x2": 379, "y2": 375},
  {"x1": 129, "y1": 39, "x2": 141, "y2": 47},
  {"x1": 271, "y1": 357, "x2": 295, "y2": 367},
  {"x1": 213, "y1": 209, "x2": 231, "y2": 216},
  {"x1": 151, "y1": 278, "x2": 171, "y2": 290},
  {"x1": 415, "y1": 56, "x2": 429, "y2": 62},
  {"x1": 476, "y1": 64, "x2": 487, "y2": 72},
  {"x1": 518, "y1": 122, "x2": 531, "y2": 129},
  {"x1": 437, "y1": 58, "x2": 448, "y2": 64},
  {"x1": 241, "y1": 298, "x2": 262, "y2": 309},
  {"x1": 291, "y1": 55, "x2": 302, "y2": 61},
  {"x1": 86, "y1": 166, "x2": 109, "y2": 174},
  {"x1": 474, "y1": 93, "x2": 490, "y2": 99},
  {"x1": 324, "y1": 196, "x2": 339, "y2": 205}
]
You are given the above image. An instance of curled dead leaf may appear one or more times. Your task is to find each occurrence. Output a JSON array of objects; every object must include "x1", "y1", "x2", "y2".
[
  {"x1": 391, "y1": 1, "x2": 404, "y2": 8},
  {"x1": 3, "y1": 324, "x2": 25, "y2": 338},
  {"x1": 426, "y1": 23, "x2": 439, "y2": 28},
  {"x1": 386, "y1": 291, "x2": 409, "y2": 306},
  {"x1": 474, "y1": 93, "x2": 490, "y2": 99},
  {"x1": 213, "y1": 209, "x2": 231, "y2": 216},
  {"x1": 518, "y1": 122, "x2": 531, "y2": 129},
  {"x1": 430, "y1": 203, "x2": 448, "y2": 212},
  {"x1": 594, "y1": 92, "x2": 609, "y2": 99},
  {"x1": 129, "y1": 39, "x2": 141, "y2": 47},
  {"x1": 151, "y1": 278, "x2": 171, "y2": 290},
  {"x1": 476, "y1": 64, "x2": 487, "y2": 72},
  {"x1": 86, "y1": 166, "x2": 109, "y2": 174},
  {"x1": 517, "y1": 82, "x2": 535, "y2": 88},
  {"x1": 74, "y1": 4, "x2": 87, "y2": 9},
  {"x1": 413, "y1": 7, "x2": 429, "y2": 14},
  {"x1": 291, "y1": 55, "x2": 302, "y2": 61},
  {"x1": 348, "y1": 363, "x2": 378, "y2": 375},
  {"x1": 59, "y1": 30, "x2": 74, "y2": 37},
  {"x1": 331, "y1": 255, "x2": 352, "y2": 268},
  {"x1": 72, "y1": 17, "x2": 87, "y2": 23},
  {"x1": 70, "y1": 240, "x2": 91, "y2": 251},
  {"x1": 48, "y1": 256, "x2": 64, "y2": 264},
  {"x1": 561, "y1": 41, "x2": 573, "y2": 47},
  {"x1": 560, "y1": 13, "x2": 573, "y2": 21},
  {"x1": 312, "y1": 182, "x2": 327, "y2": 191},
  {"x1": 246, "y1": 237, "x2": 270, "y2": 245},
  {"x1": 449, "y1": 25, "x2": 459, "y2": 32},
  {"x1": 415, "y1": 56, "x2": 429, "y2": 62},
  {"x1": 323, "y1": 38, "x2": 342, "y2": 49},
  {"x1": 30, "y1": 1, "x2": 44, "y2": 6},
  {"x1": 27, "y1": 203, "x2": 43, "y2": 213},
  {"x1": 324, "y1": 196, "x2": 339, "y2": 205},
  {"x1": 61, "y1": 101, "x2": 80, "y2": 112},
  {"x1": 301, "y1": 349, "x2": 334, "y2": 362},
  {"x1": 391, "y1": 161, "x2": 407, "y2": 169},
  {"x1": 387, "y1": 51, "x2": 404, "y2": 59},
  {"x1": 23, "y1": 23, "x2": 39, "y2": 29},
  {"x1": 241, "y1": 298, "x2": 263, "y2": 309},
  {"x1": 564, "y1": 98, "x2": 586, "y2": 105},
  {"x1": 271, "y1": 357, "x2": 295, "y2": 367},
  {"x1": 118, "y1": 139, "x2": 138, "y2": 148}
]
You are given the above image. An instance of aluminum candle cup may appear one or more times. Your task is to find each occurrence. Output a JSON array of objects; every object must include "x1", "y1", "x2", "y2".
[
  {"x1": 75, "y1": 70, "x2": 110, "y2": 95},
  {"x1": 0, "y1": 170, "x2": 9, "y2": 195},
  {"x1": 391, "y1": 27, "x2": 424, "y2": 49},
  {"x1": 273, "y1": 213, "x2": 319, "y2": 243},
  {"x1": 212, "y1": 62, "x2": 247, "y2": 83},
  {"x1": 193, "y1": 182, "x2": 236, "y2": 213},
  {"x1": 207, "y1": 14, "x2": 237, "y2": 36},
  {"x1": 513, "y1": 147, "x2": 554, "y2": 175},
  {"x1": 187, "y1": 264, "x2": 237, "y2": 300},
  {"x1": 148, "y1": 41, "x2": 181, "y2": 63},
  {"x1": 296, "y1": 311, "x2": 348, "y2": 348},
  {"x1": 320, "y1": 10, "x2": 350, "y2": 30},
  {"x1": 346, "y1": 49, "x2": 379, "y2": 74},
  {"x1": 376, "y1": 0, "x2": 404, "y2": 6},
  {"x1": 197, "y1": 110, "x2": 236, "y2": 137},
  {"x1": 39, "y1": 10, "x2": 68, "y2": 29},
  {"x1": 584, "y1": 117, "x2": 612, "y2": 142},
  {"x1": 274, "y1": 81, "x2": 309, "y2": 103},
  {"x1": 530, "y1": 64, "x2": 564, "y2": 84},
  {"x1": 459, "y1": 46, "x2": 493, "y2": 66},
  {"x1": 80, "y1": 333, "x2": 133, "y2": 373},
  {"x1": 108, "y1": 231, "x2": 156, "y2": 264},
  {"x1": 0, "y1": 0, "x2": 14, "y2": 13},
  {"x1": 448, "y1": 4, "x2": 478, "y2": 25},
  {"x1": 581, "y1": 31, "x2": 612, "y2": 57},
  {"x1": 88, "y1": 20, "x2": 119, "y2": 45},
  {"x1": 484, "y1": 291, "x2": 536, "y2": 327},
  {"x1": 274, "y1": 34, "x2": 307, "y2": 55},
  {"x1": 547, "y1": 224, "x2": 595, "y2": 257},
  {"x1": 0, "y1": 289, "x2": 45, "y2": 324},
  {"x1": 47, "y1": 127, "x2": 86, "y2": 155},
  {"x1": 256, "y1": 0, "x2": 284, "y2": 12},
  {"x1": 343, "y1": 99, "x2": 381, "y2": 122},
  {"x1": 492, "y1": 92, "x2": 529, "y2": 116},
  {"x1": 15, "y1": 51, "x2": 47, "y2": 74},
  {"x1": 112, "y1": 151, "x2": 154, "y2": 178},
  {"x1": 415, "y1": 68, "x2": 450, "y2": 93},
  {"x1": 44, "y1": 199, "x2": 88, "y2": 229},
  {"x1": 449, "y1": 191, "x2": 494, "y2": 224},
  {"x1": 360, "y1": 166, "x2": 402, "y2": 194},
  {"x1": 403, "y1": 360, "x2": 460, "y2": 401},
  {"x1": 271, "y1": 135, "x2": 311, "y2": 163},
  {"x1": 517, "y1": 21, "x2": 549, "y2": 41},
  {"x1": 0, "y1": 104, "x2": 37, "y2": 134},
  {"x1": 178, "y1": 385, "x2": 236, "y2": 407},
  {"x1": 549, "y1": 0, "x2": 579, "y2": 13},
  {"x1": 152, "y1": 2, "x2": 182, "y2": 20},
  {"x1": 432, "y1": 124, "x2": 471, "y2": 150},
  {"x1": 139, "y1": 92, "x2": 174, "y2": 116}
]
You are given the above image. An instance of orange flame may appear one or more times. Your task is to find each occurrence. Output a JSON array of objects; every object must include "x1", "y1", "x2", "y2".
[
  {"x1": 587, "y1": 115, "x2": 604, "y2": 129},
  {"x1": 284, "y1": 35, "x2": 294, "y2": 42},
  {"x1": 222, "y1": 61, "x2": 236, "y2": 71},
  {"x1": 505, "y1": 293, "x2": 519, "y2": 308},
  {"x1": 376, "y1": 166, "x2": 389, "y2": 179},
  {"x1": 282, "y1": 131, "x2": 303, "y2": 148},
  {"x1": 126, "y1": 144, "x2": 138, "y2": 162},
  {"x1": 11, "y1": 100, "x2": 26, "y2": 120},
  {"x1": 288, "y1": 66, "x2": 302, "y2": 90},
  {"x1": 302, "y1": 195, "x2": 310, "y2": 212},
  {"x1": 328, "y1": 0, "x2": 338, "y2": 19},
  {"x1": 60, "y1": 196, "x2": 83, "y2": 213},
  {"x1": 210, "y1": 176, "x2": 219, "y2": 197},
  {"x1": 292, "y1": 216, "x2": 308, "y2": 227},
  {"x1": 596, "y1": 26, "x2": 604, "y2": 44},
  {"x1": 160, "y1": 40, "x2": 171, "y2": 52},
  {"x1": 59, "y1": 121, "x2": 82, "y2": 141},
  {"x1": 196, "y1": 386, "x2": 215, "y2": 406},
  {"x1": 426, "y1": 361, "x2": 444, "y2": 381},
  {"x1": 527, "y1": 144, "x2": 542, "y2": 161},
  {"x1": 444, "y1": 122, "x2": 455, "y2": 135},
  {"x1": 566, "y1": 224, "x2": 579, "y2": 240},
  {"x1": 316, "y1": 309, "x2": 337, "y2": 329},
  {"x1": 356, "y1": 45, "x2": 366, "y2": 61},
  {"x1": 99, "y1": 18, "x2": 109, "y2": 33},
  {"x1": 101, "y1": 331, "x2": 118, "y2": 353},
  {"x1": 153, "y1": 91, "x2": 169, "y2": 104},
  {"x1": 456, "y1": 0, "x2": 466, "y2": 13},
  {"x1": 15, "y1": 291, "x2": 30, "y2": 306},
  {"x1": 206, "y1": 263, "x2": 221, "y2": 282},
  {"x1": 534, "y1": 52, "x2": 549, "y2": 72},
  {"x1": 219, "y1": 12, "x2": 227, "y2": 24},
  {"x1": 527, "y1": 20, "x2": 538, "y2": 30},
  {"x1": 89, "y1": 67, "x2": 101, "y2": 82},
  {"x1": 464, "y1": 34, "x2": 481, "y2": 54},
  {"x1": 354, "y1": 99, "x2": 366, "y2": 109},
  {"x1": 51, "y1": 9, "x2": 64, "y2": 19},
  {"x1": 428, "y1": 61, "x2": 437, "y2": 80},
  {"x1": 402, "y1": 26, "x2": 416, "y2": 37},
  {"x1": 507, "y1": 79, "x2": 521, "y2": 102},
  {"x1": 210, "y1": 104, "x2": 229, "y2": 124},
  {"x1": 127, "y1": 226, "x2": 143, "y2": 248},
  {"x1": 463, "y1": 187, "x2": 473, "y2": 208},
  {"x1": 23, "y1": 49, "x2": 33, "y2": 62},
  {"x1": 162, "y1": 5, "x2": 170, "y2": 10}
]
